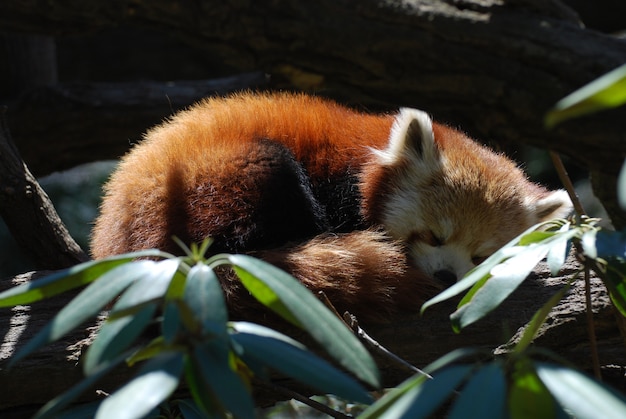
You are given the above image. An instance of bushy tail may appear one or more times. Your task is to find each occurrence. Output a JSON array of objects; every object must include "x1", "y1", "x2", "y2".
[{"x1": 221, "y1": 229, "x2": 441, "y2": 322}]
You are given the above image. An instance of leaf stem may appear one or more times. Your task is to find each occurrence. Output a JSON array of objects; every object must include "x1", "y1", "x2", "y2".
[
  {"x1": 549, "y1": 151, "x2": 586, "y2": 221},
  {"x1": 584, "y1": 264, "x2": 602, "y2": 380}
]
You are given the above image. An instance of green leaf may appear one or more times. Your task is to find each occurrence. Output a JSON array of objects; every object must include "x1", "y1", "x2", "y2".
[
  {"x1": 84, "y1": 304, "x2": 156, "y2": 375},
  {"x1": 96, "y1": 352, "x2": 184, "y2": 419},
  {"x1": 546, "y1": 64, "x2": 626, "y2": 128},
  {"x1": 360, "y1": 348, "x2": 483, "y2": 419},
  {"x1": 581, "y1": 229, "x2": 598, "y2": 259},
  {"x1": 603, "y1": 260, "x2": 626, "y2": 318},
  {"x1": 514, "y1": 282, "x2": 572, "y2": 353},
  {"x1": 8, "y1": 261, "x2": 156, "y2": 367},
  {"x1": 34, "y1": 353, "x2": 129, "y2": 419},
  {"x1": 360, "y1": 365, "x2": 472, "y2": 419},
  {"x1": 518, "y1": 231, "x2": 556, "y2": 246},
  {"x1": 230, "y1": 321, "x2": 371, "y2": 404},
  {"x1": 448, "y1": 363, "x2": 507, "y2": 419},
  {"x1": 176, "y1": 399, "x2": 206, "y2": 419},
  {"x1": 594, "y1": 229, "x2": 626, "y2": 316},
  {"x1": 162, "y1": 301, "x2": 181, "y2": 344},
  {"x1": 183, "y1": 264, "x2": 227, "y2": 337},
  {"x1": 451, "y1": 244, "x2": 551, "y2": 332},
  {"x1": 596, "y1": 229, "x2": 626, "y2": 260},
  {"x1": 546, "y1": 222, "x2": 571, "y2": 276},
  {"x1": 190, "y1": 341, "x2": 255, "y2": 419},
  {"x1": 126, "y1": 336, "x2": 173, "y2": 367},
  {"x1": 535, "y1": 362, "x2": 626, "y2": 419},
  {"x1": 110, "y1": 259, "x2": 180, "y2": 317},
  {"x1": 228, "y1": 254, "x2": 380, "y2": 388},
  {"x1": 231, "y1": 265, "x2": 299, "y2": 326},
  {"x1": 509, "y1": 359, "x2": 556, "y2": 419},
  {"x1": 358, "y1": 374, "x2": 426, "y2": 419},
  {"x1": 422, "y1": 223, "x2": 549, "y2": 313},
  {"x1": 0, "y1": 250, "x2": 167, "y2": 307},
  {"x1": 451, "y1": 227, "x2": 578, "y2": 332}
]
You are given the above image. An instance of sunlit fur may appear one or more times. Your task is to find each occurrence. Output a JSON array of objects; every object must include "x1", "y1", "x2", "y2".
[{"x1": 92, "y1": 92, "x2": 572, "y2": 319}]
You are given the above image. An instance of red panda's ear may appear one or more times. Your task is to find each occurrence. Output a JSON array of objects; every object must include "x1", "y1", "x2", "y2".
[
  {"x1": 373, "y1": 108, "x2": 439, "y2": 166},
  {"x1": 530, "y1": 189, "x2": 573, "y2": 222}
]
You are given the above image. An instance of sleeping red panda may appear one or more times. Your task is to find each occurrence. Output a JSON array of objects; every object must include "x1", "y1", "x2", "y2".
[{"x1": 91, "y1": 92, "x2": 571, "y2": 318}]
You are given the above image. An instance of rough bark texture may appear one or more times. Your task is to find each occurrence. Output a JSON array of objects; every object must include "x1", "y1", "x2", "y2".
[
  {"x1": 0, "y1": 0, "x2": 625, "y2": 225},
  {"x1": 1, "y1": 258, "x2": 625, "y2": 415},
  {"x1": 6, "y1": 73, "x2": 269, "y2": 176},
  {"x1": 0, "y1": 114, "x2": 88, "y2": 270}
]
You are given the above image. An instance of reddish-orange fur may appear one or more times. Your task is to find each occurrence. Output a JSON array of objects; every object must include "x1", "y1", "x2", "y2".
[{"x1": 92, "y1": 92, "x2": 570, "y2": 321}]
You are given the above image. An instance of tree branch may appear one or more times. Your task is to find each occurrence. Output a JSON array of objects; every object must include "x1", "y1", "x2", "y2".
[
  {"x1": 1, "y1": 0, "x2": 625, "y2": 225},
  {"x1": 0, "y1": 111, "x2": 88, "y2": 270}
]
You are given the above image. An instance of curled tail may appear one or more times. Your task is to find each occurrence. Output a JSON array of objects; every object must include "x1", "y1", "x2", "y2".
[{"x1": 221, "y1": 229, "x2": 441, "y2": 322}]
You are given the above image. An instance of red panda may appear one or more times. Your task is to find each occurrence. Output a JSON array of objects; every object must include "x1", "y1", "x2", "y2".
[{"x1": 91, "y1": 92, "x2": 571, "y2": 319}]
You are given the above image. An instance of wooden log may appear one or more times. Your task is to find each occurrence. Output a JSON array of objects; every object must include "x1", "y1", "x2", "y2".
[
  {"x1": 0, "y1": 1, "x2": 625, "y2": 224},
  {"x1": 1, "y1": 256, "x2": 624, "y2": 414}
]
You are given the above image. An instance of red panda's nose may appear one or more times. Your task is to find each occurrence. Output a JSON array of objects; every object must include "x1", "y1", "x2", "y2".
[{"x1": 434, "y1": 269, "x2": 457, "y2": 286}]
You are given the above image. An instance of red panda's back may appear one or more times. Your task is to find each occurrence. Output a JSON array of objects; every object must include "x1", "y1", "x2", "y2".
[{"x1": 91, "y1": 92, "x2": 394, "y2": 258}]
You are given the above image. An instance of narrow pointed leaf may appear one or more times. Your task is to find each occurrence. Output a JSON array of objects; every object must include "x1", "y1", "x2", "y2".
[
  {"x1": 509, "y1": 360, "x2": 556, "y2": 419},
  {"x1": 96, "y1": 352, "x2": 184, "y2": 419},
  {"x1": 546, "y1": 64, "x2": 626, "y2": 128},
  {"x1": 110, "y1": 259, "x2": 180, "y2": 316},
  {"x1": 8, "y1": 261, "x2": 156, "y2": 367},
  {"x1": 449, "y1": 363, "x2": 507, "y2": 419},
  {"x1": 535, "y1": 362, "x2": 626, "y2": 419},
  {"x1": 603, "y1": 261, "x2": 626, "y2": 318},
  {"x1": 451, "y1": 228, "x2": 578, "y2": 332},
  {"x1": 546, "y1": 223, "x2": 571, "y2": 276},
  {"x1": 84, "y1": 304, "x2": 156, "y2": 375},
  {"x1": 0, "y1": 250, "x2": 166, "y2": 307},
  {"x1": 176, "y1": 399, "x2": 206, "y2": 419},
  {"x1": 581, "y1": 229, "x2": 598, "y2": 259},
  {"x1": 594, "y1": 229, "x2": 626, "y2": 316},
  {"x1": 191, "y1": 341, "x2": 255, "y2": 419},
  {"x1": 228, "y1": 254, "x2": 380, "y2": 388},
  {"x1": 421, "y1": 223, "x2": 547, "y2": 313},
  {"x1": 162, "y1": 302, "x2": 181, "y2": 344},
  {"x1": 358, "y1": 374, "x2": 426, "y2": 419},
  {"x1": 595, "y1": 229, "x2": 626, "y2": 259},
  {"x1": 451, "y1": 244, "x2": 550, "y2": 332},
  {"x1": 230, "y1": 322, "x2": 370, "y2": 403},
  {"x1": 183, "y1": 264, "x2": 227, "y2": 336},
  {"x1": 360, "y1": 365, "x2": 472, "y2": 419},
  {"x1": 34, "y1": 353, "x2": 129, "y2": 419},
  {"x1": 515, "y1": 282, "x2": 572, "y2": 353}
]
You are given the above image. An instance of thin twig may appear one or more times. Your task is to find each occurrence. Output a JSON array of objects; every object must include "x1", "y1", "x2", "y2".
[
  {"x1": 257, "y1": 379, "x2": 352, "y2": 419},
  {"x1": 584, "y1": 265, "x2": 602, "y2": 380},
  {"x1": 318, "y1": 291, "x2": 351, "y2": 328},
  {"x1": 550, "y1": 151, "x2": 602, "y2": 380},
  {"x1": 343, "y1": 312, "x2": 433, "y2": 380},
  {"x1": 549, "y1": 151, "x2": 586, "y2": 220}
]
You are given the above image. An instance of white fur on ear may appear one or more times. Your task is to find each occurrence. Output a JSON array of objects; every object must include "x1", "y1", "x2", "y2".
[
  {"x1": 530, "y1": 189, "x2": 573, "y2": 221},
  {"x1": 372, "y1": 108, "x2": 437, "y2": 165}
]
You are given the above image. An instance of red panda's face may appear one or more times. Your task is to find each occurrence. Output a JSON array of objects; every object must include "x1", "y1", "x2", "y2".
[{"x1": 366, "y1": 109, "x2": 572, "y2": 284}]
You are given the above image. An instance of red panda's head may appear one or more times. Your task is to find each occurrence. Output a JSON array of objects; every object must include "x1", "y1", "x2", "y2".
[{"x1": 361, "y1": 109, "x2": 572, "y2": 284}]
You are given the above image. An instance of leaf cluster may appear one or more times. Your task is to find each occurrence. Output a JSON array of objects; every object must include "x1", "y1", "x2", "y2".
[{"x1": 0, "y1": 243, "x2": 378, "y2": 418}]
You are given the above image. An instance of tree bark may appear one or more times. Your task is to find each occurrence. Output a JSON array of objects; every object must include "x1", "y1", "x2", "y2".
[
  {"x1": 6, "y1": 73, "x2": 269, "y2": 176},
  {"x1": 1, "y1": 257, "x2": 625, "y2": 415},
  {"x1": 1, "y1": 0, "x2": 625, "y2": 225},
  {"x1": 0, "y1": 113, "x2": 88, "y2": 270}
]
